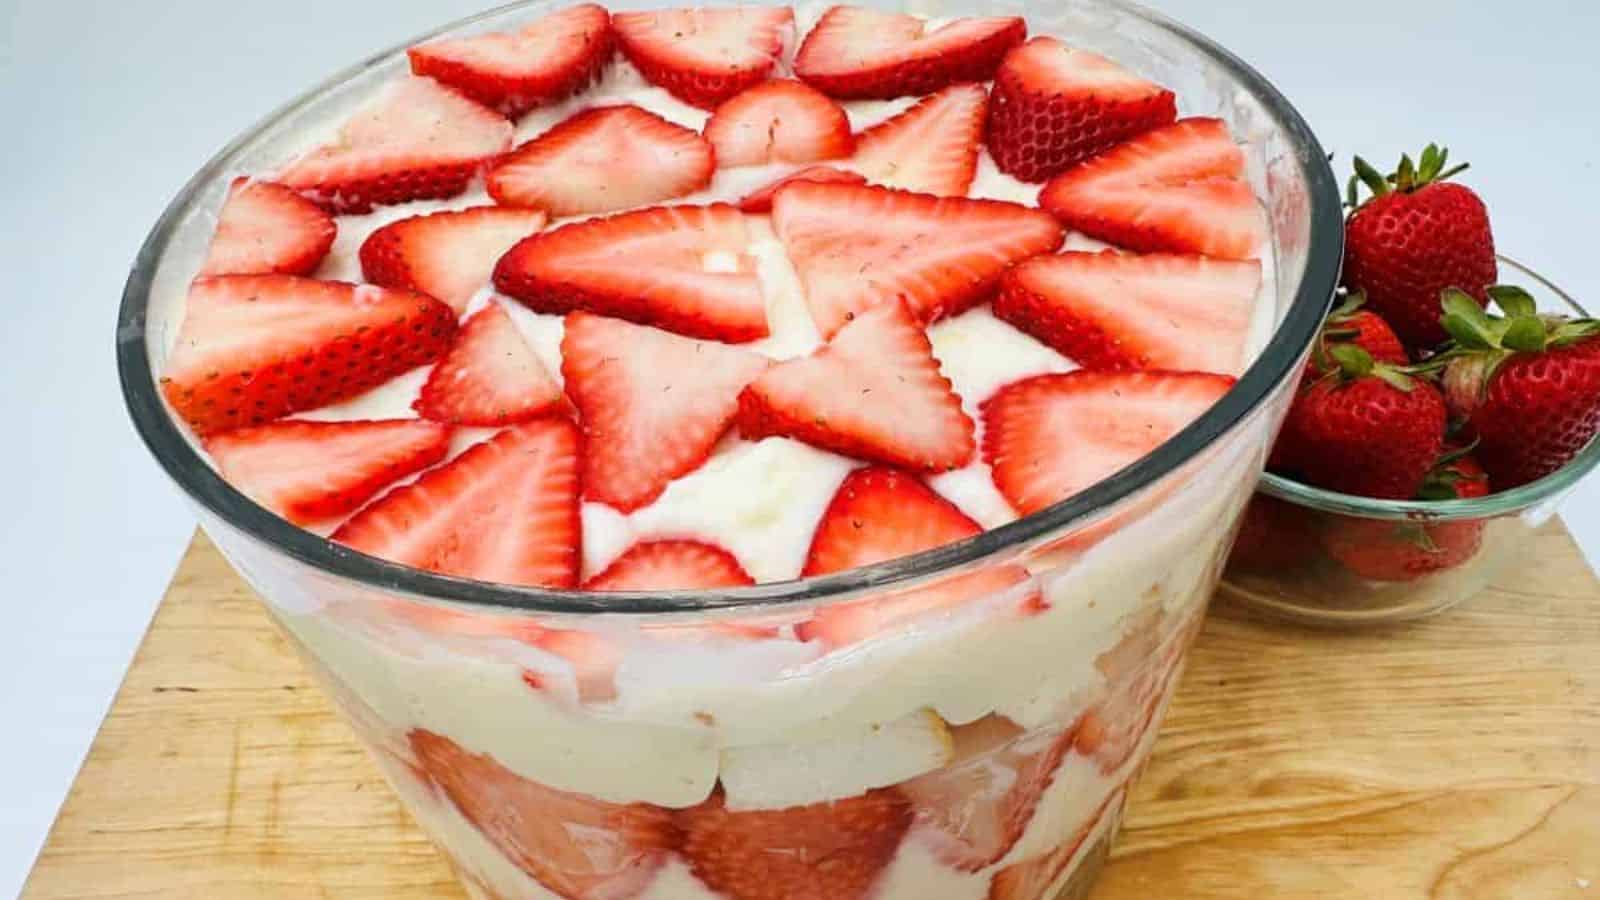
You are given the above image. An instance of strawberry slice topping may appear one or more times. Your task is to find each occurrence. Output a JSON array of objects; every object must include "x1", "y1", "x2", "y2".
[
  {"x1": 407, "y1": 3, "x2": 614, "y2": 118},
  {"x1": 277, "y1": 77, "x2": 512, "y2": 214},
  {"x1": 613, "y1": 6, "x2": 794, "y2": 109},
  {"x1": 359, "y1": 205, "x2": 547, "y2": 313},
  {"x1": 900, "y1": 715, "x2": 1076, "y2": 871},
  {"x1": 736, "y1": 165, "x2": 866, "y2": 213},
  {"x1": 199, "y1": 178, "x2": 336, "y2": 278},
  {"x1": 986, "y1": 789, "x2": 1122, "y2": 900},
  {"x1": 795, "y1": 5, "x2": 1025, "y2": 100},
  {"x1": 495, "y1": 204, "x2": 768, "y2": 343},
  {"x1": 770, "y1": 181, "x2": 1063, "y2": 338},
  {"x1": 852, "y1": 83, "x2": 987, "y2": 197},
  {"x1": 332, "y1": 419, "x2": 581, "y2": 587},
  {"x1": 161, "y1": 275, "x2": 455, "y2": 435},
  {"x1": 562, "y1": 312, "x2": 770, "y2": 512},
  {"x1": 738, "y1": 299, "x2": 975, "y2": 471},
  {"x1": 994, "y1": 251, "x2": 1263, "y2": 375},
  {"x1": 204, "y1": 419, "x2": 450, "y2": 525},
  {"x1": 585, "y1": 540, "x2": 754, "y2": 590},
  {"x1": 409, "y1": 729, "x2": 676, "y2": 900},
  {"x1": 986, "y1": 36, "x2": 1177, "y2": 183},
  {"x1": 1039, "y1": 117, "x2": 1266, "y2": 261},
  {"x1": 677, "y1": 787, "x2": 912, "y2": 900},
  {"x1": 980, "y1": 370, "x2": 1235, "y2": 517},
  {"x1": 703, "y1": 80, "x2": 854, "y2": 168},
  {"x1": 414, "y1": 302, "x2": 563, "y2": 426},
  {"x1": 796, "y1": 467, "x2": 1032, "y2": 647},
  {"x1": 488, "y1": 105, "x2": 715, "y2": 217}
]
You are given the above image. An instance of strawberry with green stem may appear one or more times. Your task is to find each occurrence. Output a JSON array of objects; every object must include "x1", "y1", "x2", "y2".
[
  {"x1": 1437, "y1": 286, "x2": 1600, "y2": 488},
  {"x1": 1273, "y1": 344, "x2": 1447, "y2": 499},
  {"x1": 1303, "y1": 290, "x2": 1408, "y2": 380},
  {"x1": 1342, "y1": 143, "x2": 1496, "y2": 349}
]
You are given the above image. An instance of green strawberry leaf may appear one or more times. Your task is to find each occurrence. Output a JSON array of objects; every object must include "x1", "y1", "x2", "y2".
[
  {"x1": 1440, "y1": 289, "x2": 1499, "y2": 349},
  {"x1": 1487, "y1": 284, "x2": 1538, "y2": 318},
  {"x1": 1352, "y1": 156, "x2": 1391, "y2": 198},
  {"x1": 1550, "y1": 318, "x2": 1600, "y2": 347},
  {"x1": 1502, "y1": 315, "x2": 1549, "y2": 352}
]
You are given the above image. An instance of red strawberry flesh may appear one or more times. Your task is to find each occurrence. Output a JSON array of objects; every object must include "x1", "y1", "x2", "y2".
[
  {"x1": 495, "y1": 204, "x2": 769, "y2": 343},
  {"x1": 852, "y1": 82, "x2": 988, "y2": 197},
  {"x1": 795, "y1": 5, "x2": 1025, "y2": 100},
  {"x1": 736, "y1": 166, "x2": 867, "y2": 213},
  {"x1": 995, "y1": 251, "x2": 1262, "y2": 375},
  {"x1": 332, "y1": 419, "x2": 582, "y2": 588},
  {"x1": 986, "y1": 36, "x2": 1176, "y2": 183},
  {"x1": 613, "y1": 6, "x2": 794, "y2": 109},
  {"x1": 277, "y1": 77, "x2": 512, "y2": 214},
  {"x1": 980, "y1": 370, "x2": 1235, "y2": 516},
  {"x1": 414, "y1": 302, "x2": 563, "y2": 427},
  {"x1": 704, "y1": 80, "x2": 854, "y2": 168},
  {"x1": 204, "y1": 419, "x2": 450, "y2": 525},
  {"x1": 407, "y1": 3, "x2": 614, "y2": 118},
  {"x1": 359, "y1": 205, "x2": 547, "y2": 313},
  {"x1": 561, "y1": 312, "x2": 770, "y2": 512},
  {"x1": 161, "y1": 275, "x2": 455, "y2": 435},
  {"x1": 199, "y1": 178, "x2": 336, "y2": 278},
  {"x1": 487, "y1": 105, "x2": 715, "y2": 217},
  {"x1": 771, "y1": 181, "x2": 1064, "y2": 338}
]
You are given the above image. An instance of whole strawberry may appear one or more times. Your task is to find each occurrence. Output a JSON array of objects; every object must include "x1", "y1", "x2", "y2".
[
  {"x1": 1439, "y1": 287, "x2": 1600, "y2": 488},
  {"x1": 1276, "y1": 344, "x2": 1447, "y2": 498},
  {"x1": 1303, "y1": 291, "x2": 1408, "y2": 381},
  {"x1": 1343, "y1": 145, "x2": 1497, "y2": 349},
  {"x1": 1322, "y1": 448, "x2": 1492, "y2": 581}
]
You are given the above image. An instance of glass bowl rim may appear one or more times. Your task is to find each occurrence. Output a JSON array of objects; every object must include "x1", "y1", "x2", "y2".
[
  {"x1": 1260, "y1": 254, "x2": 1597, "y2": 522},
  {"x1": 116, "y1": 0, "x2": 1344, "y2": 615}
]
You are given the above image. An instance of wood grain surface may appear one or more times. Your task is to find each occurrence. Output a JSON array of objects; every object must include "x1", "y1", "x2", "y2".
[{"x1": 22, "y1": 524, "x2": 1600, "y2": 899}]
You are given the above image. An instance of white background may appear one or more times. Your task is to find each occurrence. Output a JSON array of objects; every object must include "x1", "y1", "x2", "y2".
[{"x1": 2, "y1": 0, "x2": 1597, "y2": 894}]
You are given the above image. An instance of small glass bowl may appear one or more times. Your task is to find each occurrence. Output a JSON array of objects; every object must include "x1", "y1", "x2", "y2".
[{"x1": 1220, "y1": 255, "x2": 1598, "y2": 626}]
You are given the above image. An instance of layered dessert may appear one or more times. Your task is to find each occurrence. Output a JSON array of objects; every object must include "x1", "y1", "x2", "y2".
[{"x1": 149, "y1": 4, "x2": 1280, "y2": 898}]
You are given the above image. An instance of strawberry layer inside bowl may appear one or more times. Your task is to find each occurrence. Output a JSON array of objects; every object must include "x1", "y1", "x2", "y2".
[{"x1": 119, "y1": 1, "x2": 1342, "y2": 898}]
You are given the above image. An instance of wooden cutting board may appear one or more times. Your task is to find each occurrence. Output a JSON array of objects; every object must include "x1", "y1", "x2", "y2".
[{"x1": 22, "y1": 524, "x2": 1600, "y2": 899}]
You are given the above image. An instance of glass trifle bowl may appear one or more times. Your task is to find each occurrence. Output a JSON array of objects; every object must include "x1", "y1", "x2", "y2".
[{"x1": 118, "y1": 1, "x2": 1341, "y2": 898}]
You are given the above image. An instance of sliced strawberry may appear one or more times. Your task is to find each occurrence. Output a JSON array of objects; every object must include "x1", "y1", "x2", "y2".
[
  {"x1": 161, "y1": 275, "x2": 455, "y2": 435},
  {"x1": 900, "y1": 716, "x2": 1075, "y2": 871},
  {"x1": 561, "y1": 312, "x2": 769, "y2": 512},
  {"x1": 414, "y1": 302, "x2": 563, "y2": 426},
  {"x1": 277, "y1": 77, "x2": 512, "y2": 214},
  {"x1": 199, "y1": 178, "x2": 336, "y2": 277},
  {"x1": 407, "y1": 3, "x2": 614, "y2": 118},
  {"x1": 585, "y1": 540, "x2": 754, "y2": 590},
  {"x1": 409, "y1": 729, "x2": 676, "y2": 900},
  {"x1": 852, "y1": 83, "x2": 986, "y2": 196},
  {"x1": 526, "y1": 628, "x2": 625, "y2": 704},
  {"x1": 980, "y1": 371, "x2": 1235, "y2": 516},
  {"x1": 770, "y1": 181, "x2": 1063, "y2": 338},
  {"x1": 613, "y1": 6, "x2": 794, "y2": 109},
  {"x1": 1038, "y1": 117, "x2": 1265, "y2": 261},
  {"x1": 332, "y1": 419, "x2": 581, "y2": 588},
  {"x1": 986, "y1": 789, "x2": 1121, "y2": 900},
  {"x1": 703, "y1": 80, "x2": 853, "y2": 168},
  {"x1": 795, "y1": 467, "x2": 1031, "y2": 646},
  {"x1": 1073, "y1": 605, "x2": 1200, "y2": 775},
  {"x1": 795, "y1": 6, "x2": 1025, "y2": 100},
  {"x1": 994, "y1": 251, "x2": 1262, "y2": 375},
  {"x1": 203, "y1": 419, "x2": 450, "y2": 525},
  {"x1": 495, "y1": 204, "x2": 768, "y2": 343},
  {"x1": 738, "y1": 299, "x2": 975, "y2": 471},
  {"x1": 736, "y1": 165, "x2": 866, "y2": 213},
  {"x1": 359, "y1": 206, "x2": 547, "y2": 312},
  {"x1": 986, "y1": 36, "x2": 1177, "y2": 183},
  {"x1": 677, "y1": 787, "x2": 912, "y2": 900},
  {"x1": 487, "y1": 105, "x2": 715, "y2": 216}
]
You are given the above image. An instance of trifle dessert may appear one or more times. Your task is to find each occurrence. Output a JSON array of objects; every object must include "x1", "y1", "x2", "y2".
[{"x1": 127, "y1": 2, "x2": 1337, "y2": 898}]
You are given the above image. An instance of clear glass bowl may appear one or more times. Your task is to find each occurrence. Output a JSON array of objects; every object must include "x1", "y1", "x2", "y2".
[
  {"x1": 1222, "y1": 256, "x2": 1596, "y2": 627},
  {"x1": 116, "y1": 2, "x2": 1341, "y2": 898}
]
